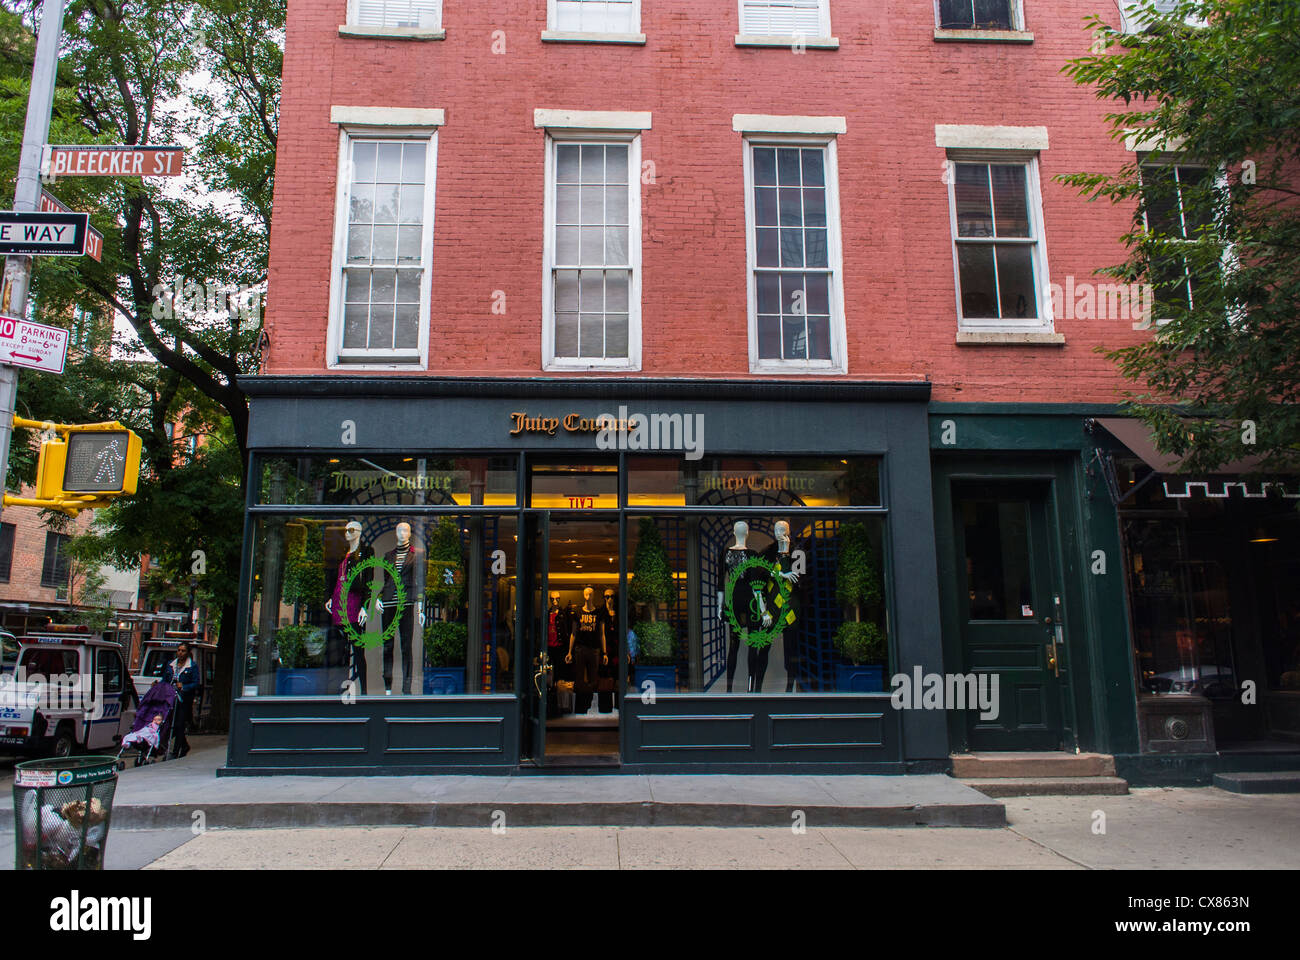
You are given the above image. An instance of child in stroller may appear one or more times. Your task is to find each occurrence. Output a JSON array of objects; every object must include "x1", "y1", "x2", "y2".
[{"x1": 117, "y1": 682, "x2": 179, "y2": 767}]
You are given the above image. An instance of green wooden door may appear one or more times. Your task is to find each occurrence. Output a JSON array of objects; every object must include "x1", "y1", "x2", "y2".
[{"x1": 953, "y1": 482, "x2": 1066, "y2": 750}]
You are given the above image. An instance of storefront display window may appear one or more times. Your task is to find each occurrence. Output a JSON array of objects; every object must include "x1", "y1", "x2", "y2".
[
  {"x1": 244, "y1": 513, "x2": 517, "y2": 697},
  {"x1": 621, "y1": 513, "x2": 889, "y2": 695}
]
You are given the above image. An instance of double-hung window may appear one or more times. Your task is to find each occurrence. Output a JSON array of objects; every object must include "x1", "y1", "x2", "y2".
[
  {"x1": 543, "y1": 133, "x2": 641, "y2": 369},
  {"x1": 937, "y1": 0, "x2": 1020, "y2": 30},
  {"x1": 1139, "y1": 160, "x2": 1213, "y2": 317},
  {"x1": 947, "y1": 157, "x2": 1050, "y2": 329},
  {"x1": 349, "y1": 0, "x2": 441, "y2": 29},
  {"x1": 742, "y1": 134, "x2": 846, "y2": 372},
  {"x1": 738, "y1": 1, "x2": 831, "y2": 37},
  {"x1": 550, "y1": 0, "x2": 639, "y2": 34},
  {"x1": 328, "y1": 120, "x2": 438, "y2": 367},
  {"x1": 41, "y1": 532, "x2": 71, "y2": 592}
]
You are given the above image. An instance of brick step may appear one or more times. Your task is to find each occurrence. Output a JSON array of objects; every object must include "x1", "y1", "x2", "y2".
[
  {"x1": 961, "y1": 776, "x2": 1130, "y2": 798},
  {"x1": 1212, "y1": 771, "x2": 1300, "y2": 794},
  {"x1": 950, "y1": 752, "x2": 1117, "y2": 779}
]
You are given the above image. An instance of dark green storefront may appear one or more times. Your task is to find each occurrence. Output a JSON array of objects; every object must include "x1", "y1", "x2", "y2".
[
  {"x1": 223, "y1": 377, "x2": 950, "y2": 775},
  {"x1": 929, "y1": 403, "x2": 1300, "y2": 785}
]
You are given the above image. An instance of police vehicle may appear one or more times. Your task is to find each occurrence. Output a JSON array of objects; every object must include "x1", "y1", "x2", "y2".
[
  {"x1": 0, "y1": 626, "x2": 138, "y2": 757},
  {"x1": 132, "y1": 633, "x2": 217, "y2": 730}
]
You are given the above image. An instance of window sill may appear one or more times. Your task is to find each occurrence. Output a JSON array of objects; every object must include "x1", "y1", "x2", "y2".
[
  {"x1": 749, "y1": 361, "x2": 847, "y2": 375},
  {"x1": 540, "y1": 31, "x2": 647, "y2": 45},
  {"x1": 933, "y1": 28, "x2": 1034, "y2": 43},
  {"x1": 956, "y1": 330, "x2": 1064, "y2": 346},
  {"x1": 339, "y1": 25, "x2": 446, "y2": 40},
  {"x1": 543, "y1": 359, "x2": 642, "y2": 372},
  {"x1": 329, "y1": 356, "x2": 426, "y2": 370},
  {"x1": 735, "y1": 34, "x2": 840, "y2": 49}
]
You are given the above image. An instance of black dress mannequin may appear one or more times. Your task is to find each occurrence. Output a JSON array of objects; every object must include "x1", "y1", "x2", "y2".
[
  {"x1": 326, "y1": 522, "x2": 374, "y2": 695},
  {"x1": 379, "y1": 522, "x2": 422, "y2": 695},
  {"x1": 720, "y1": 521, "x2": 775, "y2": 693}
]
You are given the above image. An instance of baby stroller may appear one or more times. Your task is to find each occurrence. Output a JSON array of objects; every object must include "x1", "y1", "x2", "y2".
[{"x1": 116, "y1": 681, "x2": 180, "y2": 767}]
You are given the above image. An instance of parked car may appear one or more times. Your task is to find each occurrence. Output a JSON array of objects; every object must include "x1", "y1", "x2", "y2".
[
  {"x1": 132, "y1": 636, "x2": 218, "y2": 730},
  {"x1": 0, "y1": 631, "x2": 138, "y2": 757}
]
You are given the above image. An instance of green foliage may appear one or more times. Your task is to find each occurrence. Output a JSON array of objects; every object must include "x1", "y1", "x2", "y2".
[
  {"x1": 424, "y1": 517, "x2": 465, "y2": 609},
  {"x1": 273, "y1": 624, "x2": 318, "y2": 670},
  {"x1": 835, "y1": 522, "x2": 881, "y2": 612},
  {"x1": 1061, "y1": 0, "x2": 1300, "y2": 472},
  {"x1": 633, "y1": 620, "x2": 676, "y2": 665},
  {"x1": 423, "y1": 620, "x2": 467, "y2": 668},
  {"x1": 629, "y1": 518, "x2": 674, "y2": 607},
  {"x1": 281, "y1": 522, "x2": 323, "y2": 608},
  {"x1": 834, "y1": 621, "x2": 886, "y2": 666}
]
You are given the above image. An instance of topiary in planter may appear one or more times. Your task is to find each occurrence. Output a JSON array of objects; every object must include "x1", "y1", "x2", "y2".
[
  {"x1": 834, "y1": 521, "x2": 886, "y2": 665},
  {"x1": 425, "y1": 517, "x2": 466, "y2": 611},
  {"x1": 834, "y1": 621, "x2": 885, "y2": 666},
  {"x1": 274, "y1": 624, "x2": 319, "y2": 669},
  {"x1": 423, "y1": 620, "x2": 468, "y2": 668},
  {"x1": 629, "y1": 518, "x2": 674, "y2": 621},
  {"x1": 633, "y1": 620, "x2": 676, "y2": 665}
]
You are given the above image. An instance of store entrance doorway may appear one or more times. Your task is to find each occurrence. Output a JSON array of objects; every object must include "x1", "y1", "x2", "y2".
[{"x1": 524, "y1": 511, "x2": 623, "y2": 766}]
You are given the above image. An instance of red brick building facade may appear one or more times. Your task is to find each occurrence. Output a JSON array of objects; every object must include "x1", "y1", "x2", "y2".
[{"x1": 233, "y1": 1, "x2": 1300, "y2": 779}]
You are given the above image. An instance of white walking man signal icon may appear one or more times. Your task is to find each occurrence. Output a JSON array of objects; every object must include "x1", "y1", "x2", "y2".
[{"x1": 92, "y1": 439, "x2": 122, "y2": 484}]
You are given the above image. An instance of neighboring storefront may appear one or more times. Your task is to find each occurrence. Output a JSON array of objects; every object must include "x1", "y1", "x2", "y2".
[
  {"x1": 1090, "y1": 419, "x2": 1300, "y2": 782},
  {"x1": 226, "y1": 377, "x2": 947, "y2": 774}
]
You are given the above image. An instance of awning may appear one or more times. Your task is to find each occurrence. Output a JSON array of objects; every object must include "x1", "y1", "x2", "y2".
[{"x1": 1093, "y1": 417, "x2": 1269, "y2": 475}]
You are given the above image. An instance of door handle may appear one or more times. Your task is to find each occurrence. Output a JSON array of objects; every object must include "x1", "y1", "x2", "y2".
[
  {"x1": 1046, "y1": 638, "x2": 1060, "y2": 678},
  {"x1": 533, "y1": 651, "x2": 552, "y2": 696}
]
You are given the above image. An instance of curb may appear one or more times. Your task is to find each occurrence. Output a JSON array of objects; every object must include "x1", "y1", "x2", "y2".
[{"x1": 0, "y1": 799, "x2": 1007, "y2": 830}]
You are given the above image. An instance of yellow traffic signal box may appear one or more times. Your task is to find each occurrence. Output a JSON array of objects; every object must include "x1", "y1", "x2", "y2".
[{"x1": 17, "y1": 419, "x2": 142, "y2": 514}]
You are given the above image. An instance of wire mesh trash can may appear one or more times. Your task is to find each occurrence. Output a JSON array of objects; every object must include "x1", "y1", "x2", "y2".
[{"x1": 13, "y1": 757, "x2": 119, "y2": 870}]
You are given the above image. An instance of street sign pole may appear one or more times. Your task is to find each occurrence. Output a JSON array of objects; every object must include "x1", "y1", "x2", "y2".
[{"x1": 0, "y1": 0, "x2": 65, "y2": 523}]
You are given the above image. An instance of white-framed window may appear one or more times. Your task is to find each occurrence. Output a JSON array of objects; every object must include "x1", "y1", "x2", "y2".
[
  {"x1": 349, "y1": 0, "x2": 441, "y2": 29},
  {"x1": 1120, "y1": 1, "x2": 1204, "y2": 34},
  {"x1": 946, "y1": 154, "x2": 1051, "y2": 330},
  {"x1": 739, "y1": 0, "x2": 831, "y2": 37},
  {"x1": 549, "y1": 0, "x2": 639, "y2": 34},
  {"x1": 1138, "y1": 158, "x2": 1214, "y2": 317},
  {"x1": 327, "y1": 127, "x2": 437, "y2": 367},
  {"x1": 542, "y1": 134, "x2": 642, "y2": 370},
  {"x1": 936, "y1": 0, "x2": 1022, "y2": 30},
  {"x1": 743, "y1": 137, "x2": 846, "y2": 372}
]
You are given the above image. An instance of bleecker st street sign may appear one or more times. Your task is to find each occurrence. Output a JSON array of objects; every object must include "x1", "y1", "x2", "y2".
[
  {"x1": 0, "y1": 211, "x2": 88, "y2": 257},
  {"x1": 47, "y1": 144, "x2": 183, "y2": 178}
]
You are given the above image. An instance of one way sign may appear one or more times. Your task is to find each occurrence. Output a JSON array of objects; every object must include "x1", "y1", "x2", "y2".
[{"x1": 0, "y1": 210, "x2": 89, "y2": 257}]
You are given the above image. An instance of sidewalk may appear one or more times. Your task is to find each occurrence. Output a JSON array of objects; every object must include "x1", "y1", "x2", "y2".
[{"x1": 0, "y1": 736, "x2": 1005, "y2": 830}]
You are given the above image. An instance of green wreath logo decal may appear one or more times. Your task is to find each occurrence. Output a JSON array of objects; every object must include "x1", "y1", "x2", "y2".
[
  {"x1": 341, "y1": 556, "x2": 406, "y2": 650},
  {"x1": 723, "y1": 555, "x2": 792, "y2": 651}
]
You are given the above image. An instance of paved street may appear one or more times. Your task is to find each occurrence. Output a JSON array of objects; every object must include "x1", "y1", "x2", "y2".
[{"x1": 111, "y1": 787, "x2": 1300, "y2": 869}]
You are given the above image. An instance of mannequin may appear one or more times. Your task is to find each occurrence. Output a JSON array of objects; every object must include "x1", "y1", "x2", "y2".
[
  {"x1": 718, "y1": 521, "x2": 773, "y2": 692},
  {"x1": 325, "y1": 520, "x2": 373, "y2": 694},
  {"x1": 754, "y1": 520, "x2": 800, "y2": 692},
  {"x1": 597, "y1": 588, "x2": 618, "y2": 712},
  {"x1": 374, "y1": 522, "x2": 425, "y2": 695},
  {"x1": 566, "y1": 586, "x2": 607, "y2": 714}
]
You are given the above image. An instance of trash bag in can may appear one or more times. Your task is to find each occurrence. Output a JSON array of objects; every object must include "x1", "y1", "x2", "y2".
[{"x1": 13, "y1": 757, "x2": 119, "y2": 870}]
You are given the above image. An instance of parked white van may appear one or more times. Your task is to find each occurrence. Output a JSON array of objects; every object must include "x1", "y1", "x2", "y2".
[{"x1": 0, "y1": 630, "x2": 138, "y2": 757}]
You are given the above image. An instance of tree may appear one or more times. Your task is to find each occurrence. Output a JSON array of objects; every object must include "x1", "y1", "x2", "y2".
[
  {"x1": 0, "y1": 0, "x2": 284, "y2": 728},
  {"x1": 1062, "y1": 0, "x2": 1300, "y2": 473}
]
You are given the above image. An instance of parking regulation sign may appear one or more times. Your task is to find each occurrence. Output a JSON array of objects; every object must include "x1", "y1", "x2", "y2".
[{"x1": 0, "y1": 315, "x2": 69, "y2": 374}]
